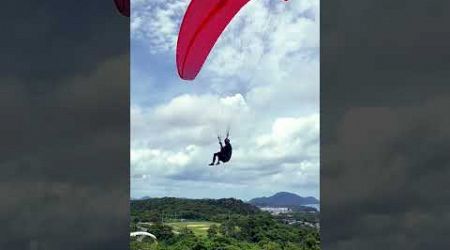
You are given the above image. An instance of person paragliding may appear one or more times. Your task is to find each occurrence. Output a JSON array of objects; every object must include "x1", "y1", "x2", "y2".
[{"x1": 209, "y1": 133, "x2": 232, "y2": 166}]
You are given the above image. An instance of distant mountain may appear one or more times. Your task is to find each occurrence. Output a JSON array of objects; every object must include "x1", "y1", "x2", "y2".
[
  {"x1": 130, "y1": 196, "x2": 151, "y2": 201},
  {"x1": 248, "y1": 192, "x2": 319, "y2": 207}
]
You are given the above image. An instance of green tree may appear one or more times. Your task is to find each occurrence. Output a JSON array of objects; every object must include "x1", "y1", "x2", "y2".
[
  {"x1": 259, "y1": 241, "x2": 281, "y2": 250},
  {"x1": 207, "y1": 224, "x2": 219, "y2": 238},
  {"x1": 148, "y1": 223, "x2": 174, "y2": 241}
]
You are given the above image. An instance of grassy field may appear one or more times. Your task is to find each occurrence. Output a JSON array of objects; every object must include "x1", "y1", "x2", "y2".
[{"x1": 166, "y1": 221, "x2": 220, "y2": 236}]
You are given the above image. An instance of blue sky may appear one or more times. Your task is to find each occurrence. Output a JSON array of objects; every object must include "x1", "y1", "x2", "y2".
[{"x1": 130, "y1": 0, "x2": 319, "y2": 200}]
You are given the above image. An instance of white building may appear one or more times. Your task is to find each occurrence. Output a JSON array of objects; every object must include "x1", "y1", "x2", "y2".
[{"x1": 259, "y1": 207, "x2": 292, "y2": 215}]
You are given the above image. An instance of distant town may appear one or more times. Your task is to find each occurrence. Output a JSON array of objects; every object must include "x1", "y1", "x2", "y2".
[
  {"x1": 257, "y1": 206, "x2": 320, "y2": 229},
  {"x1": 259, "y1": 206, "x2": 292, "y2": 214}
]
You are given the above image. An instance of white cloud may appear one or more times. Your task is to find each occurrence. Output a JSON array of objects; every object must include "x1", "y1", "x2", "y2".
[
  {"x1": 131, "y1": 93, "x2": 250, "y2": 149},
  {"x1": 131, "y1": 0, "x2": 188, "y2": 53},
  {"x1": 131, "y1": 92, "x2": 319, "y2": 198},
  {"x1": 253, "y1": 115, "x2": 319, "y2": 160}
]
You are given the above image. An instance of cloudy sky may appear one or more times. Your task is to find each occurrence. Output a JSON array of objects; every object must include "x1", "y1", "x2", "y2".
[{"x1": 130, "y1": 0, "x2": 319, "y2": 200}]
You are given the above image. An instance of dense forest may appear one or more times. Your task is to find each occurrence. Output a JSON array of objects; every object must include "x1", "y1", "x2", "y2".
[
  {"x1": 130, "y1": 197, "x2": 320, "y2": 250},
  {"x1": 131, "y1": 197, "x2": 261, "y2": 222}
]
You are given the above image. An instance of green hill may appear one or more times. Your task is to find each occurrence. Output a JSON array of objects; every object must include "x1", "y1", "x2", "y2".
[
  {"x1": 130, "y1": 197, "x2": 320, "y2": 250},
  {"x1": 131, "y1": 197, "x2": 261, "y2": 222},
  {"x1": 249, "y1": 192, "x2": 319, "y2": 207}
]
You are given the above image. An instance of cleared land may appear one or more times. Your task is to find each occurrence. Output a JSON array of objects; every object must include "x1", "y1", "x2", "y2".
[{"x1": 166, "y1": 221, "x2": 219, "y2": 236}]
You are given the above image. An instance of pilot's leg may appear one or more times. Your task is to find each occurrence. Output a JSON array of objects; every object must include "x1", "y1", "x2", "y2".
[{"x1": 209, "y1": 152, "x2": 219, "y2": 165}]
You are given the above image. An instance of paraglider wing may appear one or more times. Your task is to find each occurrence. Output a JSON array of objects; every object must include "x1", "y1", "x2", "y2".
[
  {"x1": 114, "y1": 0, "x2": 130, "y2": 17},
  {"x1": 130, "y1": 231, "x2": 157, "y2": 241},
  {"x1": 176, "y1": 0, "x2": 252, "y2": 80}
]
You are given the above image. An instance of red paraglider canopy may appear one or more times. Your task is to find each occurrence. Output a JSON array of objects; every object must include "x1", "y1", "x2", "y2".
[
  {"x1": 176, "y1": 0, "x2": 288, "y2": 81},
  {"x1": 114, "y1": 0, "x2": 130, "y2": 17},
  {"x1": 176, "y1": 0, "x2": 252, "y2": 80}
]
